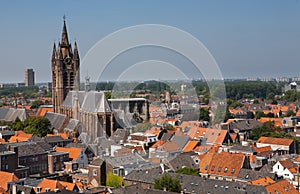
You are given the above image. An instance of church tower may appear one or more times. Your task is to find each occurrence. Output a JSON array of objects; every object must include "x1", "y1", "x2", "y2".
[{"x1": 52, "y1": 19, "x2": 80, "y2": 113}]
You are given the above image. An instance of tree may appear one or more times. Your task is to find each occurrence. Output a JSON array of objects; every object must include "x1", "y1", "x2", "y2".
[
  {"x1": 249, "y1": 121, "x2": 282, "y2": 140},
  {"x1": 176, "y1": 167, "x2": 199, "y2": 176},
  {"x1": 106, "y1": 172, "x2": 123, "y2": 188},
  {"x1": 30, "y1": 100, "x2": 44, "y2": 109},
  {"x1": 199, "y1": 108, "x2": 210, "y2": 122},
  {"x1": 154, "y1": 173, "x2": 181, "y2": 192},
  {"x1": 10, "y1": 117, "x2": 24, "y2": 131},
  {"x1": 23, "y1": 117, "x2": 52, "y2": 137}
]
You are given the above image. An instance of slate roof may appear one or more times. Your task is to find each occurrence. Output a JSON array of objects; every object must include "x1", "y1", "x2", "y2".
[
  {"x1": 237, "y1": 169, "x2": 276, "y2": 182},
  {"x1": 61, "y1": 91, "x2": 85, "y2": 108},
  {"x1": 229, "y1": 145, "x2": 256, "y2": 154},
  {"x1": 171, "y1": 135, "x2": 190, "y2": 150},
  {"x1": 45, "y1": 112, "x2": 67, "y2": 131},
  {"x1": 165, "y1": 152, "x2": 198, "y2": 171},
  {"x1": 124, "y1": 165, "x2": 166, "y2": 184},
  {"x1": 111, "y1": 128, "x2": 129, "y2": 144},
  {"x1": 81, "y1": 91, "x2": 111, "y2": 113},
  {"x1": 89, "y1": 158, "x2": 104, "y2": 166},
  {"x1": 105, "y1": 153, "x2": 146, "y2": 168},
  {"x1": 174, "y1": 173, "x2": 267, "y2": 194},
  {"x1": 64, "y1": 119, "x2": 79, "y2": 131},
  {"x1": 17, "y1": 143, "x2": 47, "y2": 157},
  {"x1": 222, "y1": 119, "x2": 262, "y2": 132},
  {"x1": 112, "y1": 183, "x2": 178, "y2": 194},
  {"x1": 0, "y1": 108, "x2": 27, "y2": 122}
]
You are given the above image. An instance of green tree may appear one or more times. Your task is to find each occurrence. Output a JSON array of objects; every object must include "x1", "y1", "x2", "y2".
[
  {"x1": 23, "y1": 117, "x2": 52, "y2": 137},
  {"x1": 176, "y1": 168, "x2": 199, "y2": 176},
  {"x1": 106, "y1": 172, "x2": 123, "y2": 188},
  {"x1": 199, "y1": 108, "x2": 210, "y2": 122},
  {"x1": 10, "y1": 117, "x2": 24, "y2": 131},
  {"x1": 154, "y1": 173, "x2": 181, "y2": 192},
  {"x1": 30, "y1": 100, "x2": 44, "y2": 109},
  {"x1": 283, "y1": 109, "x2": 296, "y2": 117},
  {"x1": 255, "y1": 111, "x2": 266, "y2": 119},
  {"x1": 249, "y1": 121, "x2": 281, "y2": 140}
]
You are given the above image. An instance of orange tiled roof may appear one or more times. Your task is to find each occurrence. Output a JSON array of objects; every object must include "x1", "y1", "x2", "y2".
[
  {"x1": 279, "y1": 159, "x2": 296, "y2": 169},
  {"x1": 187, "y1": 127, "x2": 207, "y2": 139},
  {"x1": 157, "y1": 141, "x2": 180, "y2": 152},
  {"x1": 258, "y1": 117, "x2": 283, "y2": 127},
  {"x1": 205, "y1": 129, "x2": 229, "y2": 145},
  {"x1": 183, "y1": 140, "x2": 199, "y2": 152},
  {"x1": 0, "y1": 171, "x2": 19, "y2": 191},
  {"x1": 47, "y1": 133, "x2": 69, "y2": 140},
  {"x1": 199, "y1": 152, "x2": 245, "y2": 178},
  {"x1": 56, "y1": 147, "x2": 82, "y2": 161},
  {"x1": 229, "y1": 133, "x2": 237, "y2": 141},
  {"x1": 0, "y1": 138, "x2": 7, "y2": 144},
  {"x1": 180, "y1": 121, "x2": 200, "y2": 130},
  {"x1": 35, "y1": 179, "x2": 77, "y2": 193},
  {"x1": 255, "y1": 146, "x2": 271, "y2": 153},
  {"x1": 146, "y1": 127, "x2": 161, "y2": 137},
  {"x1": 246, "y1": 176, "x2": 275, "y2": 186},
  {"x1": 266, "y1": 179, "x2": 299, "y2": 194},
  {"x1": 229, "y1": 109, "x2": 246, "y2": 115},
  {"x1": 9, "y1": 131, "x2": 33, "y2": 143},
  {"x1": 36, "y1": 107, "x2": 54, "y2": 117},
  {"x1": 257, "y1": 136, "x2": 294, "y2": 146}
]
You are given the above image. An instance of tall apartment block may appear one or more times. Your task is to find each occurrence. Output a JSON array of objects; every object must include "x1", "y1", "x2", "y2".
[{"x1": 25, "y1": 69, "x2": 35, "y2": 87}]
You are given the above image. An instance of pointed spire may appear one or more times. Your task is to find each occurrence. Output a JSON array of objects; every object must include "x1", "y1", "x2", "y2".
[
  {"x1": 73, "y1": 41, "x2": 79, "y2": 60},
  {"x1": 52, "y1": 43, "x2": 57, "y2": 61},
  {"x1": 61, "y1": 18, "x2": 69, "y2": 46},
  {"x1": 57, "y1": 42, "x2": 62, "y2": 59}
]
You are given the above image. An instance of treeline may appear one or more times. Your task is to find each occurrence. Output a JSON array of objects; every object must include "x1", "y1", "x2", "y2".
[
  {"x1": 0, "y1": 86, "x2": 39, "y2": 98},
  {"x1": 92, "y1": 80, "x2": 284, "y2": 101},
  {"x1": 225, "y1": 81, "x2": 282, "y2": 100}
]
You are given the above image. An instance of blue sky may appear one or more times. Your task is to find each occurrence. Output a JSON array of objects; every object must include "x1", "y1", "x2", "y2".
[{"x1": 0, "y1": 0, "x2": 300, "y2": 83}]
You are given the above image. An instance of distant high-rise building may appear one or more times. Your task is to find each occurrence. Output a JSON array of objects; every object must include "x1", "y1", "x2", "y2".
[{"x1": 25, "y1": 69, "x2": 35, "y2": 86}]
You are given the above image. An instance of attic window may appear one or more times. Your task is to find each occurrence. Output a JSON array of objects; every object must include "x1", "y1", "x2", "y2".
[
  {"x1": 231, "y1": 169, "x2": 235, "y2": 174},
  {"x1": 224, "y1": 167, "x2": 228, "y2": 173},
  {"x1": 218, "y1": 167, "x2": 222, "y2": 172},
  {"x1": 205, "y1": 165, "x2": 208, "y2": 170},
  {"x1": 211, "y1": 166, "x2": 215, "y2": 171}
]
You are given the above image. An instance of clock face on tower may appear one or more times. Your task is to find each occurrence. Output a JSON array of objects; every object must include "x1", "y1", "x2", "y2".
[{"x1": 64, "y1": 57, "x2": 72, "y2": 65}]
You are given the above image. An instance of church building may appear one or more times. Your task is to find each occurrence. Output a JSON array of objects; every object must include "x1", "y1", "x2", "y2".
[{"x1": 50, "y1": 19, "x2": 149, "y2": 151}]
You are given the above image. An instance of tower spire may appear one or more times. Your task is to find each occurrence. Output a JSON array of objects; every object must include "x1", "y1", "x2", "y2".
[
  {"x1": 61, "y1": 16, "x2": 69, "y2": 46},
  {"x1": 52, "y1": 43, "x2": 57, "y2": 61},
  {"x1": 73, "y1": 41, "x2": 79, "y2": 60}
]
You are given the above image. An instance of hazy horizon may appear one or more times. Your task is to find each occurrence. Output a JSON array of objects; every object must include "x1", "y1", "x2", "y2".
[{"x1": 0, "y1": 1, "x2": 300, "y2": 83}]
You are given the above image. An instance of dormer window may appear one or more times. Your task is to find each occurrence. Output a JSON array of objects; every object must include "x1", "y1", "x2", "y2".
[
  {"x1": 224, "y1": 167, "x2": 228, "y2": 172},
  {"x1": 211, "y1": 166, "x2": 215, "y2": 171},
  {"x1": 205, "y1": 165, "x2": 208, "y2": 170},
  {"x1": 218, "y1": 167, "x2": 222, "y2": 172},
  {"x1": 231, "y1": 169, "x2": 235, "y2": 174}
]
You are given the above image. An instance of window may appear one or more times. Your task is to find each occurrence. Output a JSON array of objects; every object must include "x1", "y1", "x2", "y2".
[
  {"x1": 93, "y1": 169, "x2": 97, "y2": 176},
  {"x1": 211, "y1": 166, "x2": 215, "y2": 171},
  {"x1": 218, "y1": 167, "x2": 222, "y2": 172},
  {"x1": 224, "y1": 167, "x2": 228, "y2": 172},
  {"x1": 231, "y1": 169, "x2": 235, "y2": 174}
]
